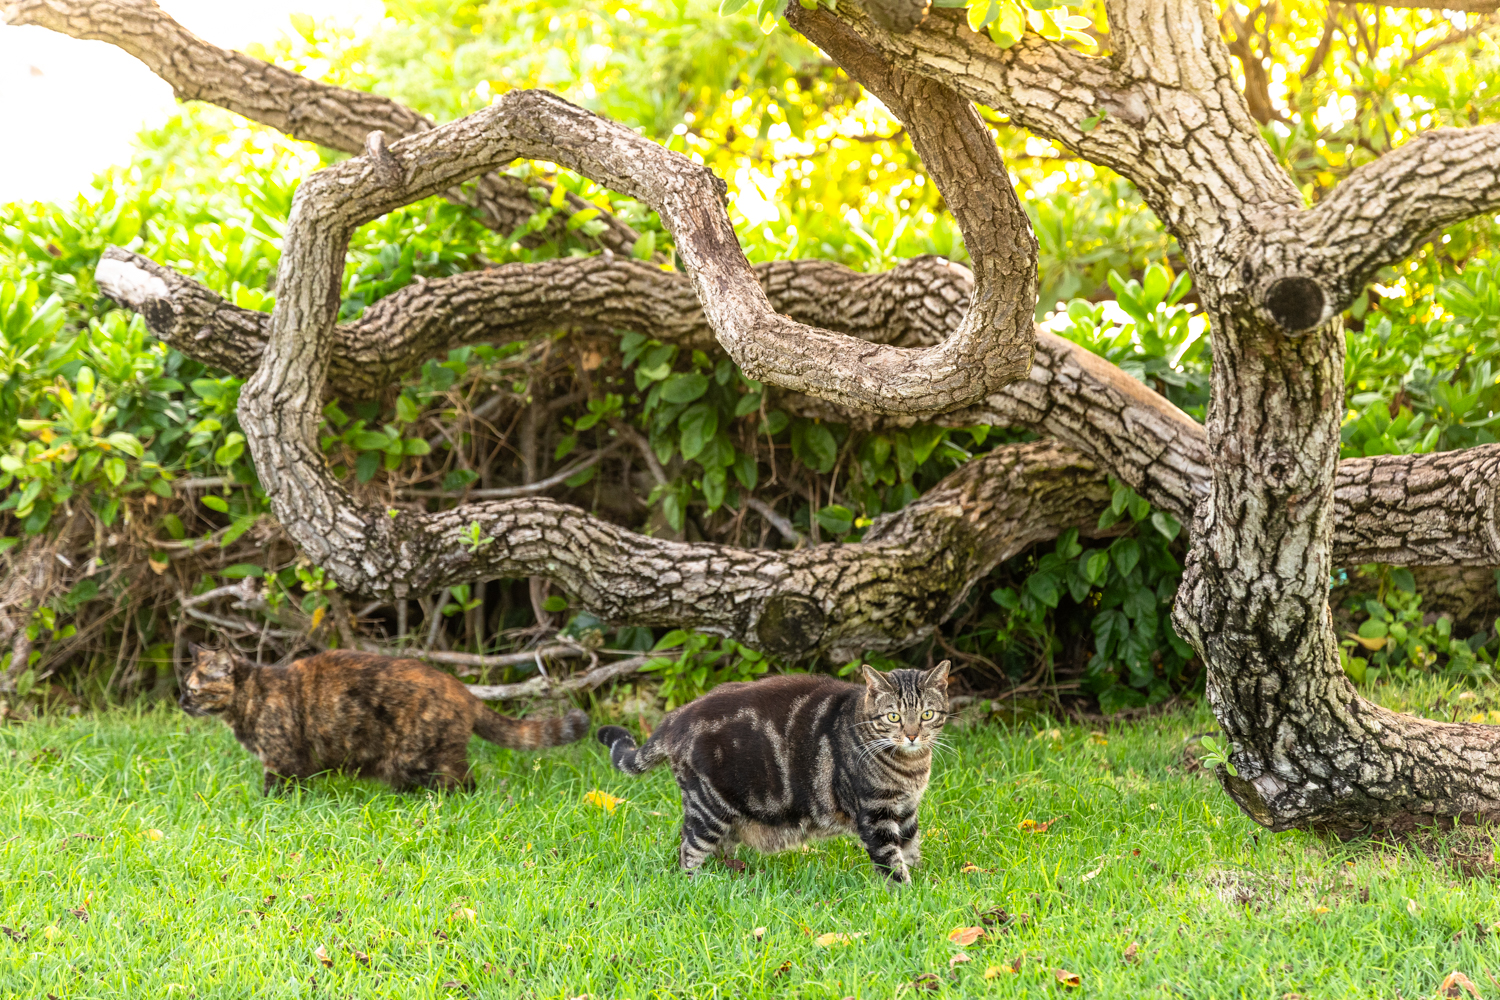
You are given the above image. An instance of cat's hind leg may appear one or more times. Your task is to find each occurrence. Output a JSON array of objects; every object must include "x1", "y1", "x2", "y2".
[{"x1": 675, "y1": 773, "x2": 735, "y2": 872}]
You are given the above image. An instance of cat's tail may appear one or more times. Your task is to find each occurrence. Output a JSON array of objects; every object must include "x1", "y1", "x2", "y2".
[
  {"x1": 473, "y1": 707, "x2": 590, "y2": 749},
  {"x1": 596, "y1": 725, "x2": 667, "y2": 775}
]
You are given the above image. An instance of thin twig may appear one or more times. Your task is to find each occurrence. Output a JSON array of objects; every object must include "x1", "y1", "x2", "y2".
[
  {"x1": 466, "y1": 653, "x2": 653, "y2": 701},
  {"x1": 395, "y1": 441, "x2": 624, "y2": 500},
  {"x1": 743, "y1": 497, "x2": 804, "y2": 546}
]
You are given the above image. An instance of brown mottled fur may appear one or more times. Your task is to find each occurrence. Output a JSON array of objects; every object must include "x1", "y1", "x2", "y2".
[{"x1": 180, "y1": 647, "x2": 589, "y2": 794}]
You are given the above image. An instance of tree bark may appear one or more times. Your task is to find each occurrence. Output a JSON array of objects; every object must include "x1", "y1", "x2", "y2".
[
  {"x1": 801, "y1": 0, "x2": 1500, "y2": 833},
  {"x1": 97, "y1": 246, "x2": 1500, "y2": 568}
]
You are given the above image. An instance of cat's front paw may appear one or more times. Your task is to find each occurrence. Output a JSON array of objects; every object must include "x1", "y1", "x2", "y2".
[{"x1": 882, "y1": 863, "x2": 912, "y2": 886}]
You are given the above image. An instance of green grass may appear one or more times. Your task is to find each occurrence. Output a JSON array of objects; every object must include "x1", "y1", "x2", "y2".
[{"x1": 2, "y1": 680, "x2": 1498, "y2": 999}]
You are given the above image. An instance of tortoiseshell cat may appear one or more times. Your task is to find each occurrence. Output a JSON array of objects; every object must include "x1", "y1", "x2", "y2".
[
  {"x1": 597, "y1": 661, "x2": 950, "y2": 883},
  {"x1": 180, "y1": 646, "x2": 589, "y2": 794}
]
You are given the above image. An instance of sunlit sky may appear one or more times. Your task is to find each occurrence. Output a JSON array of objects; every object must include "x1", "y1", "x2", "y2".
[{"x1": 0, "y1": 0, "x2": 382, "y2": 204}]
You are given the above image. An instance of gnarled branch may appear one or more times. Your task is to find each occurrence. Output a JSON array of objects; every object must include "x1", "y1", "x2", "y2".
[{"x1": 95, "y1": 244, "x2": 1500, "y2": 568}]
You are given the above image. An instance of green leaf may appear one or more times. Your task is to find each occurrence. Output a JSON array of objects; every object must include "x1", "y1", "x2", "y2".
[
  {"x1": 732, "y1": 451, "x2": 758, "y2": 491},
  {"x1": 1358, "y1": 618, "x2": 1389, "y2": 639},
  {"x1": 734, "y1": 392, "x2": 763, "y2": 417},
  {"x1": 632, "y1": 230, "x2": 657, "y2": 260},
  {"x1": 908, "y1": 425, "x2": 945, "y2": 465},
  {"x1": 402, "y1": 438, "x2": 431, "y2": 457},
  {"x1": 720, "y1": 0, "x2": 751, "y2": 13},
  {"x1": 542, "y1": 595, "x2": 569, "y2": 613},
  {"x1": 661, "y1": 373, "x2": 710, "y2": 404},
  {"x1": 1150, "y1": 511, "x2": 1181, "y2": 541},
  {"x1": 565, "y1": 464, "x2": 597, "y2": 488},
  {"x1": 1027, "y1": 573, "x2": 1060, "y2": 608},
  {"x1": 702, "y1": 467, "x2": 727, "y2": 511},
  {"x1": 201, "y1": 495, "x2": 229, "y2": 514},
  {"x1": 220, "y1": 563, "x2": 265, "y2": 579},
  {"x1": 1110, "y1": 537, "x2": 1141, "y2": 577},
  {"x1": 654, "y1": 628, "x2": 691, "y2": 651},
  {"x1": 105, "y1": 432, "x2": 144, "y2": 458},
  {"x1": 678, "y1": 403, "x2": 719, "y2": 461},
  {"x1": 816, "y1": 504, "x2": 854, "y2": 536},
  {"x1": 793, "y1": 421, "x2": 838, "y2": 474},
  {"x1": 1127, "y1": 494, "x2": 1151, "y2": 522},
  {"x1": 351, "y1": 431, "x2": 391, "y2": 451},
  {"x1": 1083, "y1": 550, "x2": 1111, "y2": 585},
  {"x1": 1390, "y1": 568, "x2": 1416, "y2": 593}
]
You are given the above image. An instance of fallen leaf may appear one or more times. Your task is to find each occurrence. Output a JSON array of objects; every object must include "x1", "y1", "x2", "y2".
[
  {"x1": 309, "y1": 606, "x2": 326, "y2": 630},
  {"x1": 145, "y1": 829, "x2": 164, "y2": 842},
  {"x1": 814, "y1": 932, "x2": 863, "y2": 947},
  {"x1": 41, "y1": 924, "x2": 59, "y2": 941},
  {"x1": 1123, "y1": 940, "x2": 1139, "y2": 964},
  {"x1": 1441, "y1": 971, "x2": 1482, "y2": 999},
  {"x1": 1080, "y1": 866, "x2": 1103, "y2": 882},
  {"x1": 1344, "y1": 631, "x2": 1386, "y2": 651},
  {"x1": 912, "y1": 972, "x2": 942, "y2": 991},
  {"x1": 1055, "y1": 968, "x2": 1082, "y2": 988},
  {"x1": 948, "y1": 926, "x2": 984, "y2": 946},
  {"x1": 148, "y1": 556, "x2": 168, "y2": 575},
  {"x1": 984, "y1": 965, "x2": 1014, "y2": 979},
  {"x1": 450, "y1": 907, "x2": 477, "y2": 922},
  {"x1": 584, "y1": 789, "x2": 625, "y2": 814},
  {"x1": 752, "y1": 926, "x2": 766, "y2": 940},
  {"x1": 1, "y1": 926, "x2": 26, "y2": 943},
  {"x1": 1406, "y1": 898, "x2": 1422, "y2": 915},
  {"x1": 441, "y1": 981, "x2": 469, "y2": 993},
  {"x1": 977, "y1": 907, "x2": 1010, "y2": 927},
  {"x1": 352, "y1": 949, "x2": 370, "y2": 966},
  {"x1": 717, "y1": 856, "x2": 748, "y2": 873},
  {"x1": 68, "y1": 906, "x2": 88, "y2": 923},
  {"x1": 960, "y1": 863, "x2": 983, "y2": 873},
  {"x1": 1089, "y1": 731, "x2": 1108, "y2": 745},
  {"x1": 1019, "y1": 815, "x2": 1067, "y2": 833},
  {"x1": 950, "y1": 952, "x2": 972, "y2": 967},
  {"x1": 432, "y1": 929, "x2": 450, "y2": 941},
  {"x1": 773, "y1": 961, "x2": 793, "y2": 977},
  {"x1": 1312, "y1": 906, "x2": 1330, "y2": 915},
  {"x1": 314, "y1": 945, "x2": 333, "y2": 968}
]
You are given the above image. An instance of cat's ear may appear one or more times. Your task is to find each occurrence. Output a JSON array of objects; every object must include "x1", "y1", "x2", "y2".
[
  {"x1": 920, "y1": 660, "x2": 951, "y2": 690},
  {"x1": 861, "y1": 664, "x2": 894, "y2": 692}
]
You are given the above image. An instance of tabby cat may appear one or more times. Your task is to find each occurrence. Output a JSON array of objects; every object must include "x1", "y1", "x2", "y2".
[
  {"x1": 597, "y1": 661, "x2": 950, "y2": 883},
  {"x1": 180, "y1": 646, "x2": 590, "y2": 794}
]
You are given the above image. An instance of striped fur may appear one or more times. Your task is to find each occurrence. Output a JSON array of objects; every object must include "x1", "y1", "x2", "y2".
[{"x1": 597, "y1": 661, "x2": 950, "y2": 883}]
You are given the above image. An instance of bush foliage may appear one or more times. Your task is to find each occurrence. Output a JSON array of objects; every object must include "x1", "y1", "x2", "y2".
[{"x1": 3, "y1": 0, "x2": 1499, "y2": 710}]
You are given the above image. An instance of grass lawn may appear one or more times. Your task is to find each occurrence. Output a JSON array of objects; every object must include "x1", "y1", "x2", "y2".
[{"x1": 2, "y1": 679, "x2": 1498, "y2": 999}]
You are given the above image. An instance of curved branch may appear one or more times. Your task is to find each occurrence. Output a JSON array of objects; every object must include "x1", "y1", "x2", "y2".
[
  {"x1": 1240, "y1": 125, "x2": 1500, "y2": 324},
  {"x1": 0, "y1": 0, "x2": 647, "y2": 256},
  {"x1": 809, "y1": 1, "x2": 1302, "y2": 273},
  {"x1": 96, "y1": 246, "x2": 1500, "y2": 566},
  {"x1": 96, "y1": 248, "x2": 968, "y2": 399}
]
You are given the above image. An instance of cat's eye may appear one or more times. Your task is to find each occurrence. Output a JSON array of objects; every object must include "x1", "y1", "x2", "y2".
[
  {"x1": 885, "y1": 712, "x2": 901, "y2": 723},
  {"x1": 921, "y1": 710, "x2": 935, "y2": 721}
]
